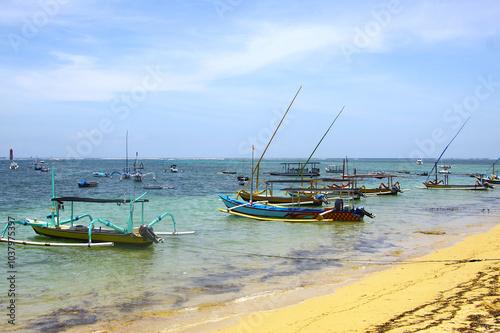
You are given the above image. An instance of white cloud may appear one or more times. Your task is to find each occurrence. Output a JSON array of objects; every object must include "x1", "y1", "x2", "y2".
[{"x1": 200, "y1": 24, "x2": 344, "y2": 79}]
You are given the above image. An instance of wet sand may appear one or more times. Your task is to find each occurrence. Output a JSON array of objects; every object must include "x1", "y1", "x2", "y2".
[{"x1": 207, "y1": 224, "x2": 500, "y2": 332}]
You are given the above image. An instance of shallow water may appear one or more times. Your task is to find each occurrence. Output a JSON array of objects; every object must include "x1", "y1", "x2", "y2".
[{"x1": 0, "y1": 158, "x2": 499, "y2": 332}]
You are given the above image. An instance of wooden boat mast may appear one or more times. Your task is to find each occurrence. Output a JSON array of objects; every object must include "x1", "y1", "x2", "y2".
[
  {"x1": 243, "y1": 86, "x2": 302, "y2": 192},
  {"x1": 291, "y1": 105, "x2": 345, "y2": 187}
]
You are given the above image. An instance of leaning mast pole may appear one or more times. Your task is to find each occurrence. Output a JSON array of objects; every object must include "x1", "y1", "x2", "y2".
[
  {"x1": 243, "y1": 86, "x2": 302, "y2": 192},
  {"x1": 425, "y1": 116, "x2": 471, "y2": 184},
  {"x1": 291, "y1": 105, "x2": 345, "y2": 187}
]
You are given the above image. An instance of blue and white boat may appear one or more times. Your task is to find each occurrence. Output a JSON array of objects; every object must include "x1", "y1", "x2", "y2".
[{"x1": 218, "y1": 193, "x2": 373, "y2": 222}]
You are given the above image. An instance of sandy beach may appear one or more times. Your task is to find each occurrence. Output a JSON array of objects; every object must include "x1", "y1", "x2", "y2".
[
  {"x1": 206, "y1": 224, "x2": 500, "y2": 333},
  {"x1": 76, "y1": 223, "x2": 500, "y2": 333}
]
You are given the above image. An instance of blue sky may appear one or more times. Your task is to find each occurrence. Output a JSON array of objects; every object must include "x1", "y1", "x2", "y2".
[{"x1": 1, "y1": 0, "x2": 499, "y2": 159}]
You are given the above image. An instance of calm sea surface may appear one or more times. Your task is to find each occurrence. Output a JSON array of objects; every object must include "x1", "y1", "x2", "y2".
[{"x1": 1, "y1": 158, "x2": 499, "y2": 332}]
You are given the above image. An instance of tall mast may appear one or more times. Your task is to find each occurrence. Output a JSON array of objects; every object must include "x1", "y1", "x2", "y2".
[
  {"x1": 243, "y1": 86, "x2": 302, "y2": 192},
  {"x1": 291, "y1": 105, "x2": 345, "y2": 186},
  {"x1": 126, "y1": 130, "x2": 129, "y2": 169}
]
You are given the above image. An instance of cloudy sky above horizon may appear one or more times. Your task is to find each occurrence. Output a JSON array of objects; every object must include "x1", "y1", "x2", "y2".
[{"x1": 1, "y1": 0, "x2": 499, "y2": 159}]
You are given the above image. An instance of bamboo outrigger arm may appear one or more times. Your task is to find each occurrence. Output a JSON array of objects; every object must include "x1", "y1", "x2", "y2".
[{"x1": 148, "y1": 212, "x2": 196, "y2": 236}]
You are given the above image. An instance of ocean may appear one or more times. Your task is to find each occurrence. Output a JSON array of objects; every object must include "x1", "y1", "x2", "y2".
[{"x1": 1, "y1": 158, "x2": 499, "y2": 332}]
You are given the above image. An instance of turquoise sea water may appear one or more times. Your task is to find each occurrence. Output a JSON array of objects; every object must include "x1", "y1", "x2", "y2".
[{"x1": 1, "y1": 158, "x2": 500, "y2": 332}]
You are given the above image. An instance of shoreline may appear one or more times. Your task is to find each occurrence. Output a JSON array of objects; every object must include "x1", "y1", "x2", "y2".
[
  {"x1": 208, "y1": 223, "x2": 500, "y2": 332},
  {"x1": 65, "y1": 221, "x2": 500, "y2": 333}
]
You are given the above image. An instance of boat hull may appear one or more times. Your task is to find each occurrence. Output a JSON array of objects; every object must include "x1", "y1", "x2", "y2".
[
  {"x1": 32, "y1": 225, "x2": 153, "y2": 246},
  {"x1": 422, "y1": 183, "x2": 489, "y2": 190},
  {"x1": 479, "y1": 177, "x2": 500, "y2": 185},
  {"x1": 359, "y1": 188, "x2": 399, "y2": 195},
  {"x1": 219, "y1": 194, "x2": 364, "y2": 221}
]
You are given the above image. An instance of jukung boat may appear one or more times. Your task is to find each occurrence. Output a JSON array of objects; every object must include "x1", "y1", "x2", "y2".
[
  {"x1": 269, "y1": 162, "x2": 321, "y2": 177},
  {"x1": 325, "y1": 164, "x2": 342, "y2": 173},
  {"x1": 143, "y1": 184, "x2": 174, "y2": 189},
  {"x1": 321, "y1": 158, "x2": 404, "y2": 196},
  {"x1": 324, "y1": 173, "x2": 403, "y2": 196},
  {"x1": 422, "y1": 171, "x2": 490, "y2": 190},
  {"x1": 78, "y1": 179, "x2": 99, "y2": 187},
  {"x1": 237, "y1": 182, "x2": 325, "y2": 206},
  {"x1": 218, "y1": 191, "x2": 374, "y2": 222},
  {"x1": 236, "y1": 178, "x2": 361, "y2": 206},
  {"x1": 93, "y1": 171, "x2": 110, "y2": 177},
  {"x1": 476, "y1": 157, "x2": 500, "y2": 185},
  {"x1": 421, "y1": 117, "x2": 491, "y2": 190},
  {"x1": 217, "y1": 170, "x2": 237, "y2": 174},
  {"x1": 238, "y1": 88, "x2": 346, "y2": 206},
  {"x1": 33, "y1": 156, "x2": 44, "y2": 170},
  {"x1": 1, "y1": 168, "x2": 194, "y2": 247}
]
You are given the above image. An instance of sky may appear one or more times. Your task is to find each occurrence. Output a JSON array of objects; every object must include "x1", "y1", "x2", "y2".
[{"x1": 1, "y1": 0, "x2": 500, "y2": 160}]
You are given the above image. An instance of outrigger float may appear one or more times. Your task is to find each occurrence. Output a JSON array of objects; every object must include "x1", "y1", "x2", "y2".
[{"x1": 0, "y1": 168, "x2": 195, "y2": 247}]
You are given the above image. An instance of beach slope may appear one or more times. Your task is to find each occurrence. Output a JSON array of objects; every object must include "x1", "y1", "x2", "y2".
[{"x1": 214, "y1": 225, "x2": 500, "y2": 332}]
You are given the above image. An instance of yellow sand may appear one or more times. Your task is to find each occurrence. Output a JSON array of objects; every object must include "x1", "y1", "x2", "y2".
[
  {"x1": 210, "y1": 224, "x2": 500, "y2": 333},
  {"x1": 75, "y1": 225, "x2": 500, "y2": 332}
]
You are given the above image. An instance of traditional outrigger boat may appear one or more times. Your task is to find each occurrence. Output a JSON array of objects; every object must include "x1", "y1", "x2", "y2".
[
  {"x1": 237, "y1": 179, "x2": 327, "y2": 206},
  {"x1": 420, "y1": 117, "x2": 491, "y2": 190},
  {"x1": 476, "y1": 157, "x2": 500, "y2": 185},
  {"x1": 1, "y1": 168, "x2": 194, "y2": 247},
  {"x1": 237, "y1": 178, "x2": 365, "y2": 205},
  {"x1": 143, "y1": 184, "x2": 174, "y2": 189},
  {"x1": 325, "y1": 164, "x2": 342, "y2": 173},
  {"x1": 93, "y1": 171, "x2": 110, "y2": 177},
  {"x1": 269, "y1": 162, "x2": 321, "y2": 177},
  {"x1": 78, "y1": 179, "x2": 99, "y2": 187},
  {"x1": 320, "y1": 157, "x2": 404, "y2": 196},
  {"x1": 422, "y1": 173, "x2": 490, "y2": 190},
  {"x1": 218, "y1": 191, "x2": 374, "y2": 222},
  {"x1": 324, "y1": 173, "x2": 403, "y2": 196}
]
